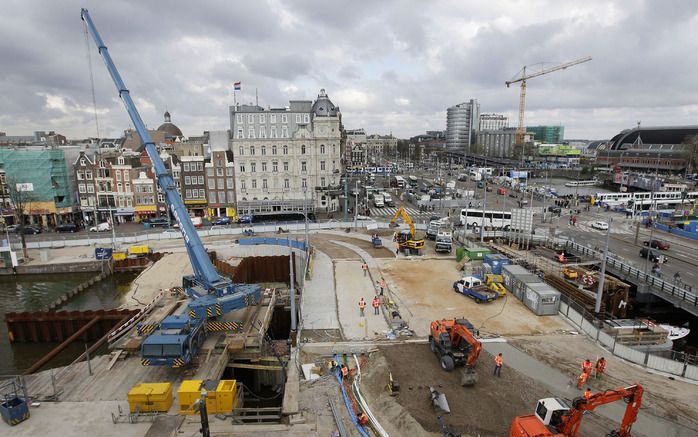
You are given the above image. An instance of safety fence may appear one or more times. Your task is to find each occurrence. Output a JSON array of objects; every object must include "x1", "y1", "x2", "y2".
[
  {"x1": 564, "y1": 240, "x2": 698, "y2": 312},
  {"x1": 559, "y1": 294, "x2": 698, "y2": 381}
]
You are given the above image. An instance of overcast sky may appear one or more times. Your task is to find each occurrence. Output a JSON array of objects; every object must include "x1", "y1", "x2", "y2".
[{"x1": 1, "y1": 0, "x2": 697, "y2": 141}]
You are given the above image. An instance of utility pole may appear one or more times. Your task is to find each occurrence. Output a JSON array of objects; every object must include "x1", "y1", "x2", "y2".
[
  {"x1": 595, "y1": 218, "x2": 612, "y2": 315},
  {"x1": 343, "y1": 177, "x2": 348, "y2": 222}
]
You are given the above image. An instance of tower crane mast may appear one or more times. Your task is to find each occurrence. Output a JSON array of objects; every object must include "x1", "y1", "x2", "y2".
[{"x1": 506, "y1": 56, "x2": 592, "y2": 147}]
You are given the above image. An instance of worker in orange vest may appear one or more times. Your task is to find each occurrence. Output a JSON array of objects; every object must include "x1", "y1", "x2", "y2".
[
  {"x1": 493, "y1": 353, "x2": 503, "y2": 377},
  {"x1": 340, "y1": 365, "x2": 349, "y2": 379},
  {"x1": 362, "y1": 262, "x2": 368, "y2": 276},
  {"x1": 379, "y1": 278, "x2": 386, "y2": 295},
  {"x1": 595, "y1": 357, "x2": 606, "y2": 378},
  {"x1": 372, "y1": 296, "x2": 381, "y2": 315},
  {"x1": 558, "y1": 252, "x2": 565, "y2": 263},
  {"x1": 357, "y1": 411, "x2": 368, "y2": 426},
  {"x1": 577, "y1": 369, "x2": 589, "y2": 389},
  {"x1": 583, "y1": 387, "x2": 592, "y2": 400},
  {"x1": 358, "y1": 297, "x2": 366, "y2": 317},
  {"x1": 582, "y1": 359, "x2": 593, "y2": 376}
]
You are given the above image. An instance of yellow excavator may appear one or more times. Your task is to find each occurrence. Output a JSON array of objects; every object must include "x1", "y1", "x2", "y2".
[{"x1": 389, "y1": 207, "x2": 425, "y2": 254}]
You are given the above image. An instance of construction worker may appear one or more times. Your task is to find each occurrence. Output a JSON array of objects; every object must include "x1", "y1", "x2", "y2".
[
  {"x1": 558, "y1": 252, "x2": 565, "y2": 263},
  {"x1": 379, "y1": 277, "x2": 386, "y2": 295},
  {"x1": 493, "y1": 353, "x2": 503, "y2": 377},
  {"x1": 576, "y1": 369, "x2": 589, "y2": 389},
  {"x1": 358, "y1": 297, "x2": 366, "y2": 317},
  {"x1": 357, "y1": 411, "x2": 368, "y2": 426},
  {"x1": 340, "y1": 365, "x2": 349, "y2": 379},
  {"x1": 372, "y1": 296, "x2": 381, "y2": 315},
  {"x1": 395, "y1": 241, "x2": 400, "y2": 255},
  {"x1": 595, "y1": 357, "x2": 606, "y2": 379},
  {"x1": 582, "y1": 359, "x2": 593, "y2": 377},
  {"x1": 583, "y1": 387, "x2": 593, "y2": 400},
  {"x1": 362, "y1": 262, "x2": 368, "y2": 276}
]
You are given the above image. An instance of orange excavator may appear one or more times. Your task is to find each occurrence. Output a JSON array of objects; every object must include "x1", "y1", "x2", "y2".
[
  {"x1": 429, "y1": 319, "x2": 482, "y2": 386},
  {"x1": 510, "y1": 384, "x2": 644, "y2": 437}
]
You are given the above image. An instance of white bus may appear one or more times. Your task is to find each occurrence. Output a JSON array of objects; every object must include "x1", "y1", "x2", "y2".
[
  {"x1": 392, "y1": 175, "x2": 406, "y2": 188},
  {"x1": 460, "y1": 208, "x2": 512, "y2": 230}
]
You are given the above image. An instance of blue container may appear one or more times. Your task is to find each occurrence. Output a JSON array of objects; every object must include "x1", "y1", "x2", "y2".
[
  {"x1": 0, "y1": 397, "x2": 30, "y2": 426},
  {"x1": 484, "y1": 254, "x2": 511, "y2": 275}
]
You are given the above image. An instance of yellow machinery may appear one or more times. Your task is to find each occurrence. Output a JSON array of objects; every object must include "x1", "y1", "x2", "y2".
[
  {"x1": 112, "y1": 252, "x2": 127, "y2": 261},
  {"x1": 562, "y1": 268, "x2": 579, "y2": 280},
  {"x1": 127, "y1": 245, "x2": 152, "y2": 257},
  {"x1": 178, "y1": 379, "x2": 237, "y2": 415},
  {"x1": 128, "y1": 382, "x2": 173, "y2": 413},
  {"x1": 485, "y1": 274, "x2": 507, "y2": 297},
  {"x1": 389, "y1": 207, "x2": 425, "y2": 252}
]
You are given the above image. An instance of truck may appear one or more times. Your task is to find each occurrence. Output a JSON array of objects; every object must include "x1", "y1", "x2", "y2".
[
  {"x1": 434, "y1": 231, "x2": 453, "y2": 253},
  {"x1": 82, "y1": 9, "x2": 262, "y2": 368},
  {"x1": 373, "y1": 194, "x2": 385, "y2": 207},
  {"x1": 426, "y1": 219, "x2": 444, "y2": 240},
  {"x1": 381, "y1": 192, "x2": 395, "y2": 207},
  {"x1": 453, "y1": 275, "x2": 498, "y2": 303}
]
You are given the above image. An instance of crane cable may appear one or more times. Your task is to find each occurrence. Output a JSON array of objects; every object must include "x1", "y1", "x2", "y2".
[{"x1": 83, "y1": 19, "x2": 101, "y2": 139}]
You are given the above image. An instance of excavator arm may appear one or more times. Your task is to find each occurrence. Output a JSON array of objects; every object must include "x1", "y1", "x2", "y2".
[
  {"x1": 389, "y1": 206, "x2": 415, "y2": 238},
  {"x1": 561, "y1": 384, "x2": 643, "y2": 437},
  {"x1": 452, "y1": 324, "x2": 482, "y2": 368}
]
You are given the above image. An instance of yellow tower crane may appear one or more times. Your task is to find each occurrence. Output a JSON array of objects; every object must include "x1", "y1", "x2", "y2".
[{"x1": 506, "y1": 56, "x2": 592, "y2": 147}]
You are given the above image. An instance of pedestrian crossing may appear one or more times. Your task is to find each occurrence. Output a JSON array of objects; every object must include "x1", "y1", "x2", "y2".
[{"x1": 368, "y1": 206, "x2": 431, "y2": 218}]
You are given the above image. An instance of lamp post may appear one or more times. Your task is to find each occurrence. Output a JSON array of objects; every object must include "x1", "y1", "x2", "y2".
[{"x1": 595, "y1": 218, "x2": 612, "y2": 315}]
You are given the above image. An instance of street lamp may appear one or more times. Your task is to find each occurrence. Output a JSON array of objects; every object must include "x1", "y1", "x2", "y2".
[{"x1": 595, "y1": 218, "x2": 612, "y2": 315}]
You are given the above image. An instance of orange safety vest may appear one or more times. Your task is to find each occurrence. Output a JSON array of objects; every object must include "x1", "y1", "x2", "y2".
[
  {"x1": 596, "y1": 359, "x2": 606, "y2": 372},
  {"x1": 495, "y1": 356, "x2": 503, "y2": 367},
  {"x1": 341, "y1": 366, "x2": 348, "y2": 377},
  {"x1": 582, "y1": 361, "x2": 593, "y2": 374},
  {"x1": 359, "y1": 299, "x2": 366, "y2": 309},
  {"x1": 372, "y1": 298, "x2": 380, "y2": 308},
  {"x1": 362, "y1": 263, "x2": 368, "y2": 271},
  {"x1": 380, "y1": 279, "x2": 385, "y2": 288},
  {"x1": 584, "y1": 390, "x2": 592, "y2": 400}
]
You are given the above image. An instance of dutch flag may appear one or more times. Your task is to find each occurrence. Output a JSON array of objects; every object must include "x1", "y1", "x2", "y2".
[{"x1": 234, "y1": 81, "x2": 241, "y2": 91}]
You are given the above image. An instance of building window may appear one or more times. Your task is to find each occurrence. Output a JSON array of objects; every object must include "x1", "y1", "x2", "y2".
[
  {"x1": 295, "y1": 114, "x2": 302, "y2": 123},
  {"x1": 185, "y1": 189, "x2": 192, "y2": 198},
  {"x1": 261, "y1": 145, "x2": 266, "y2": 155},
  {"x1": 237, "y1": 128, "x2": 244, "y2": 139},
  {"x1": 184, "y1": 162, "x2": 190, "y2": 172},
  {"x1": 259, "y1": 114, "x2": 265, "y2": 123},
  {"x1": 125, "y1": 183, "x2": 131, "y2": 192},
  {"x1": 251, "y1": 179, "x2": 257, "y2": 189},
  {"x1": 259, "y1": 126, "x2": 266, "y2": 138},
  {"x1": 198, "y1": 163, "x2": 203, "y2": 171},
  {"x1": 207, "y1": 168, "x2": 214, "y2": 176},
  {"x1": 116, "y1": 171, "x2": 122, "y2": 181},
  {"x1": 301, "y1": 178, "x2": 307, "y2": 188},
  {"x1": 239, "y1": 146, "x2": 244, "y2": 156},
  {"x1": 209, "y1": 192, "x2": 216, "y2": 203},
  {"x1": 272, "y1": 145, "x2": 277, "y2": 155},
  {"x1": 227, "y1": 178, "x2": 234, "y2": 188},
  {"x1": 282, "y1": 145, "x2": 288, "y2": 155},
  {"x1": 85, "y1": 170, "x2": 92, "y2": 180},
  {"x1": 321, "y1": 177, "x2": 325, "y2": 187},
  {"x1": 320, "y1": 161, "x2": 326, "y2": 171},
  {"x1": 217, "y1": 178, "x2": 224, "y2": 189},
  {"x1": 79, "y1": 184, "x2": 86, "y2": 193},
  {"x1": 218, "y1": 192, "x2": 226, "y2": 203},
  {"x1": 250, "y1": 145, "x2": 255, "y2": 155},
  {"x1": 208, "y1": 179, "x2": 215, "y2": 189},
  {"x1": 216, "y1": 167, "x2": 224, "y2": 177},
  {"x1": 332, "y1": 144, "x2": 336, "y2": 154},
  {"x1": 248, "y1": 128, "x2": 255, "y2": 139},
  {"x1": 117, "y1": 182, "x2": 123, "y2": 192},
  {"x1": 270, "y1": 126, "x2": 277, "y2": 138},
  {"x1": 87, "y1": 184, "x2": 94, "y2": 193},
  {"x1": 80, "y1": 158, "x2": 86, "y2": 166},
  {"x1": 247, "y1": 114, "x2": 254, "y2": 123},
  {"x1": 281, "y1": 114, "x2": 287, "y2": 123},
  {"x1": 284, "y1": 179, "x2": 290, "y2": 189},
  {"x1": 301, "y1": 161, "x2": 307, "y2": 172},
  {"x1": 261, "y1": 162, "x2": 267, "y2": 172},
  {"x1": 240, "y1": 180, "x2": 246, "y2": 190},
  {"x1": 272, "y1": 161, "x2": 278, "y2": 172},
  {"x1": 226, "y1": 167, "x2": 234, "y2": 176},
  {"x1": 77, "y1": 171, "x2": 84, "y2": 180},
  {"x1": 198, "y1": 176, "x2": 205, "y2": 185},
  {"x1": 236, "y1": 114, "x2": 243, "y2": 123},
  {"x1": 262, "y1": 179, "x2": 268, "y2": 189},
  {"x1": 118, "y1": 157, "x2": 125, "y2": 165},
  {"x1": 283, "y1": 161, "x2": 289, "y2": 171},
  {"x1": 270, "y1": 114, "x2": 276, "y2": 123},
  {"x1": 227, "y1": 191, "x2": 235, "y2": 203},
  {"x1": 320, "y1": 144, "x2": 325, "y2": 154},
  {"x1": 303, "y1": 113, "x2": 310, "y2": 123},
  {"x1": 301, "y1": 144, "x2": 306, "y2": 154},
  {"x1": 250, "y1": 162, "x2": 256, "y2": 173},
  {"x1": 281, "y1": 126, "x2": 288, "y2": 138},
  {"x1": 185, "y1": 176, "x2": 191, "y2": 185},
  {"x1": 239, "y1": 163, "x2": 246, "y2": 173}
]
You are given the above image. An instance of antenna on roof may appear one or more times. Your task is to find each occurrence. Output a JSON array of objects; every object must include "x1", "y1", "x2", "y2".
[{"x1": 255, "y1": 88, "x2": 259, "y2": 106}]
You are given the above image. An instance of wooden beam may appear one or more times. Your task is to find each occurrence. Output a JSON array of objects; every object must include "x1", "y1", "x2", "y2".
[{"x1": 228, "y1": 362, "x2": 282, "y2": 371}]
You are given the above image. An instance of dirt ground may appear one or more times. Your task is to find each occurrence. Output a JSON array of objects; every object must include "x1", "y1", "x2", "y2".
[
  {"x1": 379, "y1": 258, "x2": 569, "y2": 337},
  {"x1": 370, "y1": 343, "x2": 617, "y2": 437},
  {"x1": 510, "y1": 334, "x2": 698, "y2": 433}
]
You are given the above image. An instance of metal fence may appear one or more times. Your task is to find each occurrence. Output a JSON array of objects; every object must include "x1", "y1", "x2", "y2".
[{"x1": 559, "y1": 294, "x2": 698, "y2": 380}]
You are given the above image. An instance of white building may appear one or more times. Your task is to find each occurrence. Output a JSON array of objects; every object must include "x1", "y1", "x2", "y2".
[{"x1": 229, "y1": 89, "x2": 342, "y2": 215}]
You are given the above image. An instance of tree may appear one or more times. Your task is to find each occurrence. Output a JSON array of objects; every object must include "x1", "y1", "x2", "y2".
[
  {"x1": 6, "y1": 178, "x2": 33, "y2": 258},
  {"x1": 684, "y1": 134, "x2": 698, "y2": 175}
]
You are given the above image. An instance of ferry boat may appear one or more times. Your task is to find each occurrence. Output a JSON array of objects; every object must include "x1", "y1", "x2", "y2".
[{"x1": 565, "y1": 179, "x2": 599, "y2": 187}]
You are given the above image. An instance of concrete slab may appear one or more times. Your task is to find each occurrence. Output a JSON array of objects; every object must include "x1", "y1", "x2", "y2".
[
  {"x1": 334, "y1": 260, "x2": 390, "y2": 340},
  {"x1": 301, "y1": 250, "x2": 340, "y2": 331}
]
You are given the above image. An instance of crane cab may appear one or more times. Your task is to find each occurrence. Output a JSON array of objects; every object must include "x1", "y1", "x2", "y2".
[
  {"x1": 535, "y1": 397, "x2": 570, "y2": 427},
  {"x1": 510, "y1": 397, "x2": 570, "y2": 437}
]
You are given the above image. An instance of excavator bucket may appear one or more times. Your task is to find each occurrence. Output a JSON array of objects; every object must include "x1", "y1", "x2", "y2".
[
  {"x1": 430, "y1": 386, "x2": 450, "y2": 414},
  {"x1": 460, "y1": 369, "x2": 478, "y2": 386}
]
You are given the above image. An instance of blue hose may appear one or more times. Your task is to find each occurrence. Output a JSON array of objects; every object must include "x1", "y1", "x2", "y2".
[{"x1": 333, "y1": 353, "x2": 370, "y2": 437}]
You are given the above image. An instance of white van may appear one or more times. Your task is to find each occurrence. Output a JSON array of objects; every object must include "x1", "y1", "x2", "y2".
[
  {"x1": 89, "y1": 222, "x2": 112, "y2": 232},
  {"x1": 381, "y1": 192, "x2": 395, "y2": 206},
  {"x1": 373, "y1": 194, "x2": 385, "y2": 208}
]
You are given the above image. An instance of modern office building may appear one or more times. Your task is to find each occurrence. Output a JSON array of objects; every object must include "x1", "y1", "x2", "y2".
[
  {"x1": 527, "y1": 125, "x2": 565, "y2": 144},
  {"x1": 229, "y1": 89, "x2": 342, "y2": 215},
  {"x1": 478, "y1": 128, "x2": 533, "y2": 158},
  {"x1": 446, "y1": 99, "x2": 480, "y2": 154}
]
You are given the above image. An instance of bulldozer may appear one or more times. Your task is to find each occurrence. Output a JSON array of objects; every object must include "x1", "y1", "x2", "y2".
[
  {"x1": 389, "y1": 207, "x2": 425, "y2": 254},
  {"x1": 429, "y1": 319, "x2": 482, "y2": 386}
]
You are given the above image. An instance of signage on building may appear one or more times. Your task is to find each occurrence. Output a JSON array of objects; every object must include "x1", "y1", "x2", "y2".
[
  {"x1": 94, "y1": 247, "x2": 113, "y2": 260},
  {"x1": 15, "y1": 183, "x2": 34, "y2": 192}
]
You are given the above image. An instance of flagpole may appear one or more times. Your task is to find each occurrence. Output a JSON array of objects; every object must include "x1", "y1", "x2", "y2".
[{"x1": 233, "y1": 89, "x2": 237, "y2": 108}]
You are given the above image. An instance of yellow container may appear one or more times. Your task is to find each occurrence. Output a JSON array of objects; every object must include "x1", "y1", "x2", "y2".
[
  {"x1": 112, "y1": 252, "x2": 127, "y2": 261},
  {"x1": 177, "y1": 380, "x2": 203, "y2": 414},
  {"x1": 128, "y1": 245, "x2": 152, "y2": 256},
  {"x1": 128, "y1": 382, "x2": 173, "y2": 413},
  {"x1": 177, "y1": 379, "x2": 237, "y2": 414}
]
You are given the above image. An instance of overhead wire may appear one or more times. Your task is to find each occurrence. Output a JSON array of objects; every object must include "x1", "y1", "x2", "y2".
[{"x1": 83, "y1": 19, "x2": 101, "y2": 138}]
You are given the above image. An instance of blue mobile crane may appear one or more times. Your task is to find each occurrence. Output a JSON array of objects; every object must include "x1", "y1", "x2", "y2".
[{"x1": 81, "y1": 9, "x2": 261, "y2": 367}]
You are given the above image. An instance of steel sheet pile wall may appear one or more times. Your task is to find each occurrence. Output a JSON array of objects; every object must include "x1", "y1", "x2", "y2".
[{"x1": 231, "y1": 256, "x2": 291, "y2": 284}]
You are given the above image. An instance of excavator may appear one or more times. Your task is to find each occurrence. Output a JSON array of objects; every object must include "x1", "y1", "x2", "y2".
[
  {"x1": 510, "y1": 384, "x2": 644, "y2": 437},
  {"x1": 429, "y1": 319, "x2": 482, "y2": 386},
  {"x1": 389, "y1": 207, "x2": 425, "y2": 254}
]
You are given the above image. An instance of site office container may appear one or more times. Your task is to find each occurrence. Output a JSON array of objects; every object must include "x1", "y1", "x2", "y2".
[
  {"x1": 178, "y1": 379, "x2": 237, "y2": 415},
  {"x1": 522, "y1": 282, "x2": 561, "y2": 316},
  {"x1": 501, "y1": 264, "x2": 542, "y2": 300},
  {"x1": 483, "y1": 254, "x2": 511, "y2": 275},
  {"x1": 127, "y1": 382, "x2": 173, "y2": 413},
  {"x1": 464, "y1": 245, "x2": 491, "y2": 261}
]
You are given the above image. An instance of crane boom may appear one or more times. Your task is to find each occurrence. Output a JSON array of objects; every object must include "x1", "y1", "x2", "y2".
[
  {"x1": 81, "y1": 9, "x2": 228, "y2": 293},
  {"x1": 505, "y1": 56, "x2": 592, "y2": 149}
]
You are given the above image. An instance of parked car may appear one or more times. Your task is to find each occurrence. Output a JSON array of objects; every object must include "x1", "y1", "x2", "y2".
[
  {"x1": 56, "y1": 223, "x2": 78, "y2": 233},
  {"x1": 643, "y1": 239, "x2": 670, "y2": 250},
  {"x1": 5, "y1": 224, "x2": 19, "y2": 233},
  {"x1": 640, "y1": 247, "x2": 667, "y2": 263},
  {"x1": 237, "y1": 215, "x2": 253, "y2": 224},
  {"x1": 143, "y1": 217, "x2": 169, "y2": 228},
  {"x1": 547, "y1": 206, "x2": 562, "y2": 214},
  {"x1": 591, "y1": 221, "x2": 609, "y2": 231},
  {"x1": 89, "y1": 222, "x2": 112, "y2": 232},
  {"x1": 212, "y1": 217, "x2": 232, "y2": 226},
  {"x1": 21, "y1": 225, "x2": 42, "y2": 235}
]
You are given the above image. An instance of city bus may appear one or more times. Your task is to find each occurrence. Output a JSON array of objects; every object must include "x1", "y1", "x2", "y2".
[
  {"x1": 407, "y1": 175, "x2": 419, "y2": 187},
  {"x1": 459, "y1": 208, "x2": 513, "y2": 230},
  {"x1": 391, "y1": 175, "x2": 406, "y2": 188}
]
